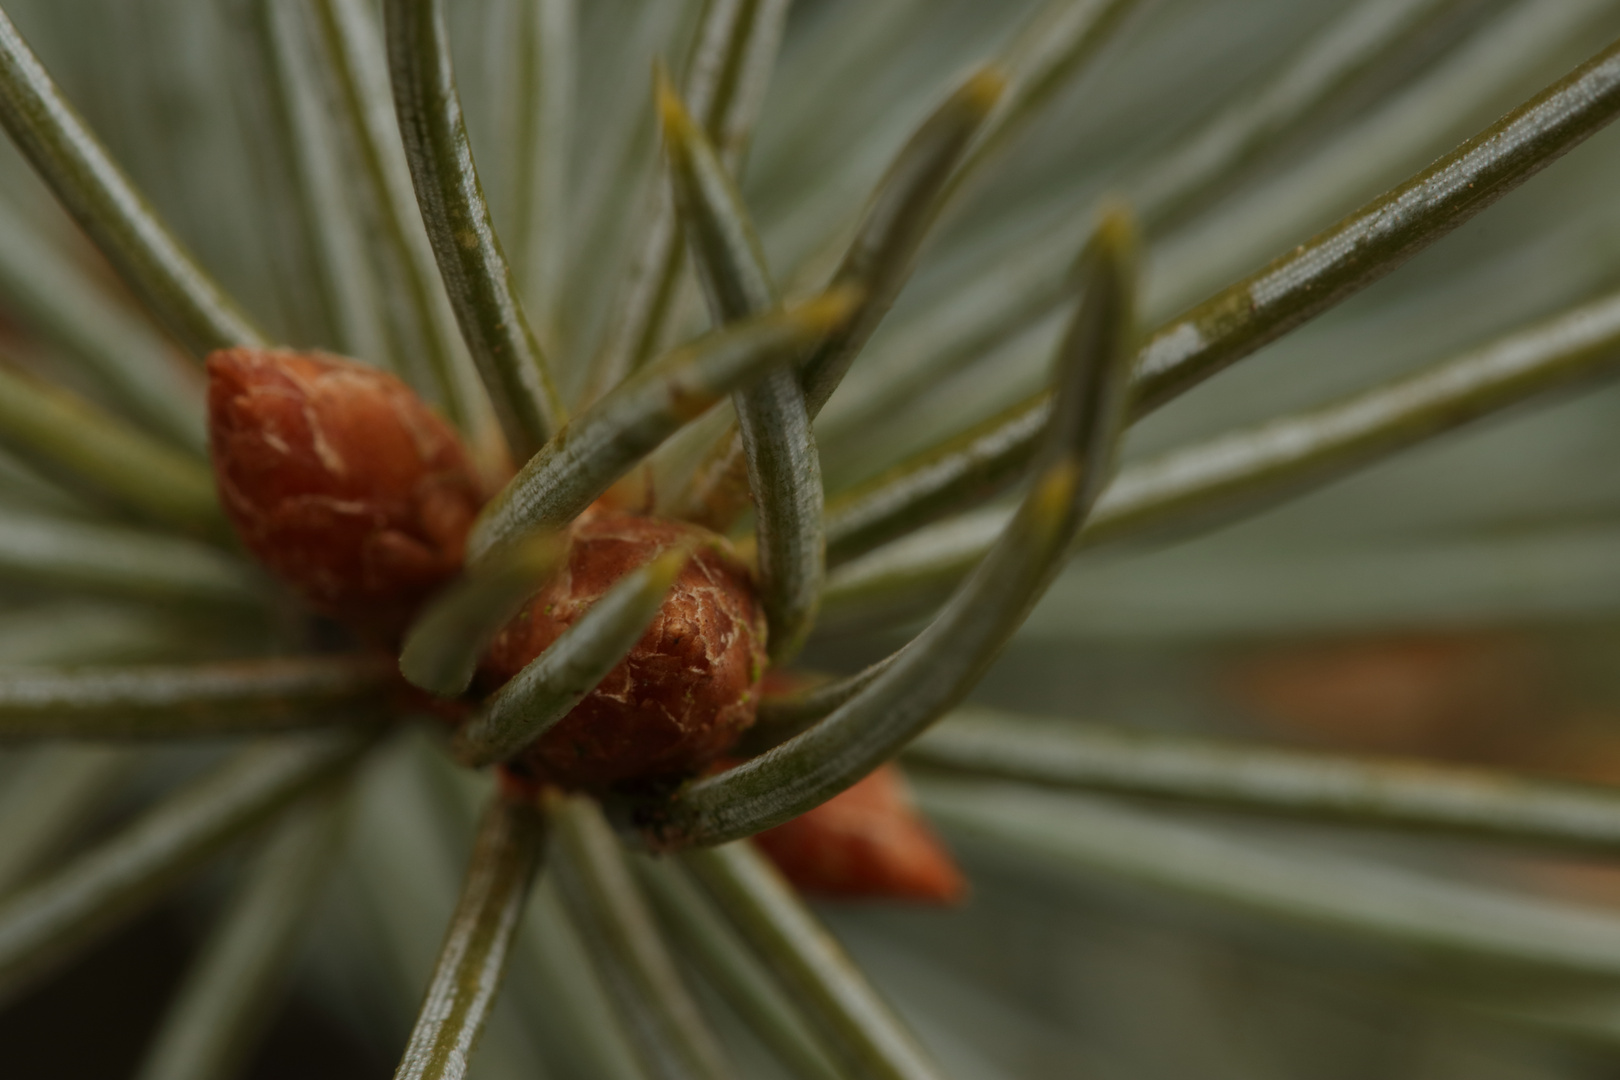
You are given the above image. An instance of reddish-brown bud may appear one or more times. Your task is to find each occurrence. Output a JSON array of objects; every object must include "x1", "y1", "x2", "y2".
[
  {"x1": 479, "y1": 509, "x2": 767, "y2": 790},
  {"x1": 207, "y1": 348, "x2": 483, "y2": 643},
  {"x1": 751, "y1": 764, "x2": 967, "y2": 903}
]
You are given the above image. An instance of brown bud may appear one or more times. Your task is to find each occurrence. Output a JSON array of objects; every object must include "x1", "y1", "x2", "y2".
[
  {"x1": 207, "y1": 348, "x2": 483, "y2": 643},
  {"x1": 751, "y1": 764, "x2": 967, "y2": 903},
  {"x1": 479, "y1": 509, "x2": 766, "y2": 791}
]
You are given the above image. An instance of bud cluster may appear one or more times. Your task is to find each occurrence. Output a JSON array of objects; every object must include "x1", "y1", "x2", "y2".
[{"x1": 208, "y1": 348, "x2": 962, "y2": 900}]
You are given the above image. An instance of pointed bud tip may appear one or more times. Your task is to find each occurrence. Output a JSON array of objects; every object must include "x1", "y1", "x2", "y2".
[
  {"x1": 654, "y1": 65, "x2": 695, "y2": 137},
  {"x1": 1090, "y1": 199, "x2": 1141, "y2": 268},
  {"x1": 960, "y1": 66, "x2": 1009, "y2": 115},
  {"x1": 795, "y1": 285, "x2": 864, "y2": 332}
]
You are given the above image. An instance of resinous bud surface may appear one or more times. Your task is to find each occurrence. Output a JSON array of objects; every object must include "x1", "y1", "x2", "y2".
[
  {"x1": 207, "y1": 347, "x2": 483, "y2": 643},
  {"x1": 480, "y1": 509, "x2": 767, "y2": 790},
  {"x1": 752, "y1": 763, "x2": 966, "y2": 902}
]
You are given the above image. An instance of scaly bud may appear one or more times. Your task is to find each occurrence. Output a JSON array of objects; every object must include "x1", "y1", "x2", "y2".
[
  {"x1": 207, "y1": 348, "x2": 483, "y2": 643},
  {"x1": 751, "y1": 764, "x2": 967, "y2": 903},
  {"x1": 478, "y1": 509, "x2": 766, "y2": 790}
]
